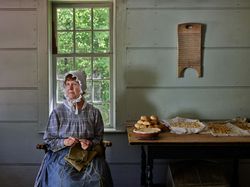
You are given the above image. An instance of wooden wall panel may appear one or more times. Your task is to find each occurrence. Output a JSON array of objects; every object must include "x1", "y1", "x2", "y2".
[
  {"x1": 0, "y1": 123, "x2": 43, "y2": 163},
  {"x1": 111, "y1": 164, "x2": 141, "y2": 187},
  {"x1": 0, "y1": 0, "x2": 37, "y2": 8},
  {"x1": 0, "y1": 50, "x2": 37, "y2": 87},
  {"x1": 0, "y1": 11, "x2": 37, "y2": 48},
  {"x1": 126, "y1": 9, "x2": 250, "y2": 47},
  {"x1": 0, "y1": 0, "x2": 249, "y2": 187},
  {"x1": 0, "y1": 165, "x2": 39, "y2": 187},
  {"x1": 126, "y1": 48, "x2": 250, "y2": 87},
  {"x1": 0, "y1": 90, "x2": 38, "y2": 121},
  {"x1": 125, "y1": 88, "x2": 250, "y2": 120},
  {"x1": 127, "y1": 0, "x2": 250, "y2": 8}
]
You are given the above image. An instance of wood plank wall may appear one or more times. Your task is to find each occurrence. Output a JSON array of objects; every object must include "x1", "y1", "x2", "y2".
[
  {"x1": 0, "y1": 0, "x2": 47, "y2": 186},
  {"x1": 0, "y1": 0, "x2": 250, "y2": 186},
  {"x1": 121, "y1": 0, "x2": 250, "y2": 122}
]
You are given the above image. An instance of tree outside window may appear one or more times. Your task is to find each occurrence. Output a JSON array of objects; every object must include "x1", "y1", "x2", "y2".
[{"x1": 53, "y1": 2, "x2": 113, "y2": 128}]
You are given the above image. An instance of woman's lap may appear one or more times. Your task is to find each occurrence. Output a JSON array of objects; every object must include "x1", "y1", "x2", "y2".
[{"x1": 35, "y1": 148, "x2": 113, "y2": 187}]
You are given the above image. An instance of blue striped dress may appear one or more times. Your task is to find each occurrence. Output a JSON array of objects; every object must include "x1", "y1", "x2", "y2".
[{"x1": 34, "y1": 100, "x2": 113, "y2": 187}]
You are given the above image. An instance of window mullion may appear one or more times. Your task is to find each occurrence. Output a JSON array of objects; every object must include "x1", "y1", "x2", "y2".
[
  {"x1": 73, "y1": 8, "x2": 76, "y2": 68},
  {"x1": 91, "y1": 8, "x2": 94, "y2": 104},
  {"x1": 53, "y1": 2, "x2": 113, "y2": 128}
]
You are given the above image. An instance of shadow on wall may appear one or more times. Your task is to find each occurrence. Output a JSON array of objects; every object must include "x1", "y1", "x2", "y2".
[
  {"x1": 123, "y1": 68, "x2": 159, "y2": 121},
  {"x1": 169, "y1": 110, "x2": 202, "y2": 120}
]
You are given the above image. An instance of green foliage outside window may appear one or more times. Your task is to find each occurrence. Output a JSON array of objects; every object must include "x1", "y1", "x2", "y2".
[{"x1": 54, "y1": 5, "x2": 112, "y2": 127}]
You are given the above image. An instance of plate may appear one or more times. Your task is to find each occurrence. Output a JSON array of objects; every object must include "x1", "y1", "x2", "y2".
[
  {"x1": 168, "y1": 117, "x2": 205, "y2": 134},
  {"x1": 206, "y1": 122, "x2": 250, "y2": 136},
  {"x1": 133, "y1": 128, "x2": 161, "y2": 139}
]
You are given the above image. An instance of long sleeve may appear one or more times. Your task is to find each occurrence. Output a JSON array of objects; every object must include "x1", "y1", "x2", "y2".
[
  {"x1": 92, "y1": 109, "x2": 104, "y2": 145},
  {"x1": 43, "y1": 102, "x2": 104, "y2": 152},
  {"x1": 43, "y1": 110, "x2": 66, "y2": 152}
]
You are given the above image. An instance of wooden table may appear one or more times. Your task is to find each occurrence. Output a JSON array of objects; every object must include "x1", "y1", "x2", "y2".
[{"x1": 127, "y1": 127, "x2": 250, "y2": 187}]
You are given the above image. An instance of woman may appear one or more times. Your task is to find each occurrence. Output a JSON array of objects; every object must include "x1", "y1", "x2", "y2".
[{"x1": 35, "y1": 70, "x2": 113, "y2": 187}]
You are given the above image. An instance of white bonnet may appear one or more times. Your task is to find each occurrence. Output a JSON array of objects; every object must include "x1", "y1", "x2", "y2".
[{"x1": 64, "y1": 70, "x2": 87, "y2": 93}]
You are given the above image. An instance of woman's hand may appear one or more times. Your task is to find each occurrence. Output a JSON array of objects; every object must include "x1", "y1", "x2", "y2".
[
  {"x1": 64, "y1": 137, "x2": 78, "y2": 147},
  {"x1": 79, "y1": 139, "x2": 92, "y2": 150}
]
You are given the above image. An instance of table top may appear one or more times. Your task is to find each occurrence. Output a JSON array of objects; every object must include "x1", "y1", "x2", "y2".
[{"x1": 127, "y1": 127, "x2": 250, "y2": 145}]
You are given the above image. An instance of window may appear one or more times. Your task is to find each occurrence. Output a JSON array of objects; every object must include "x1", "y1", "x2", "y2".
[{"x1": 52, "y1": 2, "x2": 113, "y2": 128}]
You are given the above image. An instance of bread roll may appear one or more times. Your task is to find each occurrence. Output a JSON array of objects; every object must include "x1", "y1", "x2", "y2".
[
  {"x1": 142, "y1": 121, "x2": 151, "y2": 126},
  {"x1": 134, "y1": 115, "x2": 164, "y2": 130},
  {"x1": 150, "y1": 115, "x2": 158, "y2": 122},
  {"x1": 134, "y1": 123, "x2": 141, "y2": 129},
  {"x1": 137, "y1": 120, "x2": 144, "y2": 124},
  {"x1": 140, "y1": 115, "x2": 149, "y2": 121}
]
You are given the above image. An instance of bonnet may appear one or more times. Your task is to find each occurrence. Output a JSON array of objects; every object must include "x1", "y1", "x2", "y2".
[
  {"x1": 64, "y1": 70, "x2": 87, "y2": 93},
  {"x1": 64, "y1": 70, "x2": 87, "y2": 114}
]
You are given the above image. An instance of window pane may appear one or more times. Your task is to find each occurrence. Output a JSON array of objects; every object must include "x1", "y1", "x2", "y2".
[
  {"x1": 93, "y1": 8, "x2": 109, "y2": 30},
  {"x1": 93, "y1": 80, "x2": 110, "y2": 102},
  {"x1": 93, "y1": 57, "x2": 110, "y2": 79},
  {"x1": 94, "y1": 103, "x2": 110, "y2": 126},
  {"x1": 101, "y1": 80, "x2": 110, "y2": 102},
  {"x1": 75, "y1": 8, "x2": 91, "y2": 30},
  {"x1": 75, "y1": 57, "x2": 92, "y2": 78},
  {"x1": 57, "y1": 80, "x2": 65, "y2": 103},
  {"x1": 57, "y1": 8, "x2": 73, "y2": 30},
  {"x1": 75, "y1": 31, "x2": 92, "y2": 53},
  {"x1": 53, "y1": 2, "x2": 113, "y2": 129},
  {"x1": 56, "y1": 57, "x2": 74, "y2": 79},
  {"x1": 85, "y1": 80, "x2": 92, "y2": 101},
  {"x1": 58, "y1": 31, "x2": 73, "y2": 53},
  {"x1": 93, "y1": 31, "x2": 109, "y2": 52}
]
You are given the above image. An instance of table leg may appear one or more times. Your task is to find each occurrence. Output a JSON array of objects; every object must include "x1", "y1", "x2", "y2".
[
  {"x1": 141, "y1": 146, "x2": 146, "y2": 186},
  {"x1": 146, "y1": 154, "x2": 153, "y2": 187},
  {"x1": 141, "y1": 146, "x2": 154, "y2": 187},
  {"x1": 232, "y1": 158, "x2": 239, "y2": 187}
]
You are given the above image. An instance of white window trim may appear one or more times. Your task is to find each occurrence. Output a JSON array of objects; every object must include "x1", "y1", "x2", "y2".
[{"x1": 44, "y1": 0, "x2": 127, "y2": 132}]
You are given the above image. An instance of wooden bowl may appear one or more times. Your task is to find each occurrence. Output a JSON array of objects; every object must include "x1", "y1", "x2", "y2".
[{"x1": 133, "y1": 128, "x2": 161, "y2": 139}]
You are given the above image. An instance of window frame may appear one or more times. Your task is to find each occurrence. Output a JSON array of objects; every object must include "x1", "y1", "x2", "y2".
[{"x1": 50, "y1": 1, "x2": 116, "y2": 130}]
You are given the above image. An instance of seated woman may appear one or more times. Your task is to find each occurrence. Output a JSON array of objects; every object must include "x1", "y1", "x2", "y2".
[{"x1": 34, "y1": 70, "x2": 113, "y2": 187}]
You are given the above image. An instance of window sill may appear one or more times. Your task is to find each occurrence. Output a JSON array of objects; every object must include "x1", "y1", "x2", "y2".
[
  {"x1": 104, "y1": 128, "x2": 126, "y2": 133},
  {"x1": 38, "y1": 128, "x2": 126, "y2": 134}
]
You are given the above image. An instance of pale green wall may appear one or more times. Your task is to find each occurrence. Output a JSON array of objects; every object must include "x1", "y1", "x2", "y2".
[
  {"x1": 118, "y1": 0, "x2": 250, "y2": 123},
  {"x1": 0, "y1": 0, "x2": 250, "y2": 186}
]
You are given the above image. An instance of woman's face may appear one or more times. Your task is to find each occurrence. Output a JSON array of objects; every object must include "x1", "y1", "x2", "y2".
[{"x1": 65, "y1": 77, "x2": 81, "y2": 100}]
